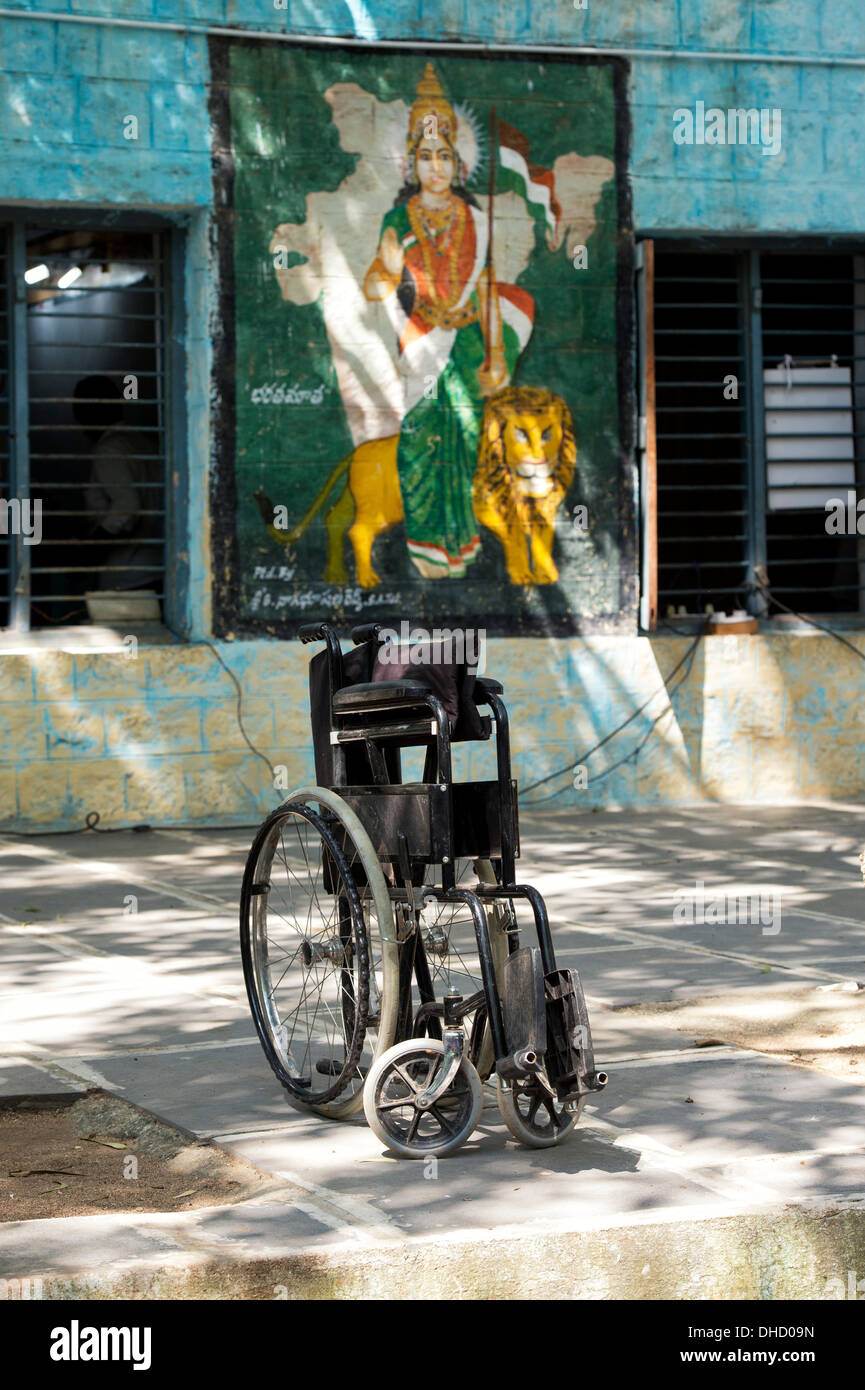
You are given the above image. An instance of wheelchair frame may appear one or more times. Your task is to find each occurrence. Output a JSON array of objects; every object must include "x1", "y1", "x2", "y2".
[{"x1": 239, "y1": 619, "x2": 607, "y2": 1158}]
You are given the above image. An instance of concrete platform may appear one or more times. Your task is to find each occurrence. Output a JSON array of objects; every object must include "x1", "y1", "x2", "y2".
[{"x1": 1, "y1": 804, "x2": 864, "y2": 1299}]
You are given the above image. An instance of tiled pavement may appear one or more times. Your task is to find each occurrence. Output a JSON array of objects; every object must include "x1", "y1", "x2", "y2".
[{"x1": 2, "y1": 804, "x2": 865, "y2": 1297}]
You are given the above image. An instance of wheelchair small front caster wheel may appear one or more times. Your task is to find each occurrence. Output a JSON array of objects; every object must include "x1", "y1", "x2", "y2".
[
  {"x1": 497, "y1": 1077, "x2": 583, "y2": 1148},
  {"x1": 363, "y1": 1038, "x2": 483, "y2": 1159}
]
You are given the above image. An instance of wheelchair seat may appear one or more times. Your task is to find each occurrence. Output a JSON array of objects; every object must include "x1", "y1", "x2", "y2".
[
  {"x1": 305, "y1": 622, "x2": 507, "y2": 787},
  {"x1": 332, "y1": 679, "x2": 433, "y2": 714},
  {"x1": 334, "y1": 675, "x2": 504, "y2": 715}
]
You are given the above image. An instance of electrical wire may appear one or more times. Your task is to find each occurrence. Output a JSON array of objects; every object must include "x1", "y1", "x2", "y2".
[
  {"x1": 31, "y1": 605, "x2": 89, "y2": 626},
  {"x1": 583, "y1": 633, "x2": 705, "y2": 787},
  {"x1": 8, "y1": 590, "x2": 860, "y2": 835},
  {"x1": 749, "y1": 573, "x2": 865, "y2": 663},
  {"x1": 194, "y1": 636, "x2": 278, "y2": 783},
  {"x1": 0, "y1": 810, "x2": 151, "y2": 837},
  {"x1": 2, "y1": 630, "x2": 278, "y2": 838},
  {"x1": 523, "y1": 576, "x2": 865, "y2": 809},
  {"x1": 521, "y1": 617, "x2": 709, "y2": 803}
]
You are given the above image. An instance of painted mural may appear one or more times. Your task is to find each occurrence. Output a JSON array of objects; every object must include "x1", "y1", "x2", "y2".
[{"x1": 224, "y1": 46, "x2": 624, "y2": 631}]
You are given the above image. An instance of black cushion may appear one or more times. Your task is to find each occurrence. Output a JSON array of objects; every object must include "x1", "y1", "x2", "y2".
[{"x1": 308, "y1": 633, "x2": 497, "y2": 785}]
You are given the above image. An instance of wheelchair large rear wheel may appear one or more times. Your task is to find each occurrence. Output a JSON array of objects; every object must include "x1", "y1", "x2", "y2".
[{"x1": 240, "y1": 788, "x2": 399, "y2": 1119}]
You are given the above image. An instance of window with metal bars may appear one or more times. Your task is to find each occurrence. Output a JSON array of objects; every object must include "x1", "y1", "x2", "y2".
[
  {"x1": 0, "y1": 216, "x2": 177, "y2": 632},
  {"x1": 641, "y1": 241, "x2": 865, "y2": 624},
  {"x1": 0, "y1": 233, "x2": 10, "y2": 630}
]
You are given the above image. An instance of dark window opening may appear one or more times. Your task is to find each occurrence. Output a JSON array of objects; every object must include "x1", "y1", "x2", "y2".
[
  {"x1": 652, "y1": 244, "x2": 865, "y2": 619},
  {"x1": 761, "y1": 253, "x2": 863, "y2": 614},
  {"x1": 1, "y1": 221, "x2": 172, "y2": 631},
  {"x1": 654, "y1": 250, "x2": 748, "y2": 614},
  {"x1": 0, "y1": 230, "x2": 10, "y2": 630}
]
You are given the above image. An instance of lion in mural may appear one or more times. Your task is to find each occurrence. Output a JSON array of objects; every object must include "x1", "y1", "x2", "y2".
[
  {"x1": 254, "y1": 386, "x2": 576, "y2": 588},
  {"x1": 254, "y1": 434, "x2": 402, "y2": 589},
  {"x1": 473, "y1": 387, "x2": 577, "y2": 585}
]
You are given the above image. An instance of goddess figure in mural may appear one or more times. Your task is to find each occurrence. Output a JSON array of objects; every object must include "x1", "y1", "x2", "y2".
[{"x1": 363, "y1": 63, "x2": 535, "y2": 579}]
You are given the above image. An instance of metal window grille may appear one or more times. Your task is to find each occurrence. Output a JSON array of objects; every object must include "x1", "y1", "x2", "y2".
[
  {"x1": 0, "y1": 228, "x2": 10, "y2": 630},
  {"x1": 652, "y1": 244, "x2": 865, "y2": 619},
  {"x1": 653, "y1": 249, "x2": 750, "y2": 615},
  {"x1": 760, "y1": 252, "x2": 864, "y2": 613},
  {"x1": 0, "y1": 220, "x2": 172, "y2": 631}
]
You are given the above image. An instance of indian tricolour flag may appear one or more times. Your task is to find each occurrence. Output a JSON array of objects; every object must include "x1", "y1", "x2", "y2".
[{"x1": 495, "y1": 119, "x2": 561, "y2": 245}]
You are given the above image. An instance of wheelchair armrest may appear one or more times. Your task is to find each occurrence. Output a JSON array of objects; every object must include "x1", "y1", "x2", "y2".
[{"x1": 474, "y1": 676, "x2": 503, "y2": 696}]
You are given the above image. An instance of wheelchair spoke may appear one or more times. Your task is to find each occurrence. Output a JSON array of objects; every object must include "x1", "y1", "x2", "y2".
[
  {"x1": 376, "y1": 1094, "x2": 416, "y2": 1112},
  {"x1": 393, "y1": 1063, "x2": 423, "y2": 1095},
  {"x1": 429, "y1": 1104, "x2": 459, "y2": 1137},
  {"x1": 241, "y1": 788, "x2": 402, "y2": 1118},
  {"x1": 497, "y1": 1075, "x2": 580, "y2": 1148},
  {"x1": 406, "y1": 860, "x2": 508, "y2": 1085}
]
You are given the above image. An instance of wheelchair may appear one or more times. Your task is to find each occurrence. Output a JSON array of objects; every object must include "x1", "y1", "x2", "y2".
[{"x1": 240, "y1": 620, "x2": 607, "y2": 1158}]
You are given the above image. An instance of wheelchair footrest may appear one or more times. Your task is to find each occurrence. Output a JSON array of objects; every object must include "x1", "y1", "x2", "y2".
[
  {"x1": 497, "y1": 946, "x2": 547, "y2": 1082},
  {"x1": 544, "y1": 968, "x2": 607, "y2": 1098}
]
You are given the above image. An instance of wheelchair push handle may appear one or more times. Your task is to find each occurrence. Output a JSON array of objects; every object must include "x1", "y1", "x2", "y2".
[
  {"x1": 298, "y1": 621, "x2": 337, "y2": 646},
  {"x1": 298, "y1": 622, "x2": 345, "y2": 688},
  {"x1": 298, "y1": 620, "x2": 382, "y2": 650},
  {"x1": 350, "y1": 622, "x2": 383, "y2": 646}
]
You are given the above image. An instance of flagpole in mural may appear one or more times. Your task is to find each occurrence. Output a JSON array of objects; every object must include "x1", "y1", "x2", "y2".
[
  {"x1": 478, "y1": 107, "x2": 507, "y2": 397},
  {"x1": 484, "y1": 106, "x2": 495, "y2": 367}
]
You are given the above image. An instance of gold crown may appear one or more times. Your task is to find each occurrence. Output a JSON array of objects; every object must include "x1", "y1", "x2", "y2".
[{"x1": 407, "y1": 63, "x2": 456, "y2": 149}]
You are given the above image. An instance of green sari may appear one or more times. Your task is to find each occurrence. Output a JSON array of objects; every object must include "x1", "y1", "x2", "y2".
[{"x1": 382, "y1": 199, "x2": 521, "y2": 578}]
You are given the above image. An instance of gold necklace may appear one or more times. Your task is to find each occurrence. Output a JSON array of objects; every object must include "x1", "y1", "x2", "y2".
[
  {"x1": 408, "y1": 196, "x2": 466, "y2": 310},
  {"x1": 416, "y1": 201, "x2": 455, "y2": 243}
]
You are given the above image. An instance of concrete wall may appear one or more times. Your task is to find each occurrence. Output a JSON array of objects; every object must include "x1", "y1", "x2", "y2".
[
  {"x1": 0, "y1": 10, "x2": 212, "y2": 206},
  {"x1": 1, "y1": 0, "x2": 864, "y2": 828},
  {"x1": 4, "y1": 631, "x2": 863, "y2": 830},
  {"x1": 5, "y1": 1, "x2": 863, "y2": 231}
]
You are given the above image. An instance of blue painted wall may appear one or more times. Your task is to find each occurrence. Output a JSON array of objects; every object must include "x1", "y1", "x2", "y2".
[
  {"x1": 1, "y1": 1, "x2": 864, "y2": 826},
  {"x1": 4, "y1": 2, "x2": 863, "y2": 238},
  {"x1": 1, "y1": 0, "x2": 860, "y2": 644},
  {"x1": 0, "y1": 10, "x2": 212, "y2": 207}
]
